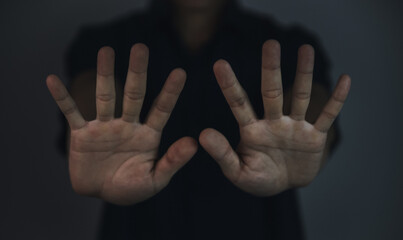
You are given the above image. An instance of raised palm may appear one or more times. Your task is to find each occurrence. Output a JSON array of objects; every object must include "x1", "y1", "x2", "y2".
[
  {"x1": 200, "y1": 40, "x2": 351, "y2": 196},
  {"x1": 47, "y1": 44, "x2": 197, "y2": 205}
]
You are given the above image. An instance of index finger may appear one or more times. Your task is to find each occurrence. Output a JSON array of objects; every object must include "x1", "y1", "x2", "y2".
[
  {"x1": 314, "y1": 75, "x2": 351, "y2": 132},
  {"x1": 213, "y1": 60, "x2": 257, "y2": 127},
  {"x1": 145, "y1": 68, "x2": 187, "y2": 132}
]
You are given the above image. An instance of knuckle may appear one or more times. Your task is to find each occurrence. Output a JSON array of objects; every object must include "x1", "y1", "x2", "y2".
[
  {"x1": 322, "y1": 110, "x2": 337, "y2": 120},
  {"x1": 62, "y1": 103, "x2": 78, "y2": 116},
  {"x1": 155, "y1": 102, "x2": 172, "y2": 114},
  {"x1": 229, "y1": 95, "x2": 246, "y2": 108},
  {"x1": 291, "y1": 112, "x2": 305, "y2": 120},
  {"x1": 293, "y1": 91, "x2": 311, "y2": 100},
  {"x1": 122, "y1": 110, "x2": 137, "y2": 118},
  {"x1": 124, "y1": 89, "x2": 144, "y2": 102},
  {"x1": 97, "y1": 112, "x2": 113, "y2": 121},
  {"x1": 262, "y1": 62, "x2": 281, "y2": 71},
  {"x1": 165, "y1": 148, "x2": 179, "y2": 165},
  {"x1": 332, "y1": 93, "x2": 345, "y2": 103},
  {"x1": 262, "y1": 88, "x2": 282, "y2": 99},
  {"x1": 55, "y1": 93, "x2": 69, "y2": 102},
  {"x1": 96, "y1": 93, "x2": 115, "y2": 103}
]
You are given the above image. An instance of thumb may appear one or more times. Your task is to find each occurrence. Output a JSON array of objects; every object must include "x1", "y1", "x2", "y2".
[
  {"x1": 199, "y1": 128, "x2": 241, "y2": 182},
  {"x1": 153, "y1": 137, "x2": 198, "y2": 186}
]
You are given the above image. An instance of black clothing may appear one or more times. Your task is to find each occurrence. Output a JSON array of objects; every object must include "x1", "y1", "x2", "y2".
[{"x1": 65, "y1": 1, "x2": 337, "y2": 239}]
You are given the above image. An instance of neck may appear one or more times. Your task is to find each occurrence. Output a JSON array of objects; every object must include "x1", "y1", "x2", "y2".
[{"x1": 173, "y1": 5, "x2": 223, "y2": 53}]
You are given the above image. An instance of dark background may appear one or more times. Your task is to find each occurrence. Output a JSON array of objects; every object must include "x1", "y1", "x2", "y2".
[{"x1": 1, "y1": 0, "x2": 402, "y2": 239}]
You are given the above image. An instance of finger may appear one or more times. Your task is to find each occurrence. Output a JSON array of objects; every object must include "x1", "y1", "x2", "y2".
[
  {"x1": 261, "y1": 40, "x2": 283, "y2": 120},
  {"x1": 46, "y1": 74, "x2": 86, "y2": 130},
  {"x1": 290, "y1": 44, "x2": 314, "y2": 120},
  {"x1": 96, "y1": 46, "x2": 116, "y2": 121},
  {"x1": 153, "y1": 137, "x2": 198, "y2": 184},
  {"x1": 213, "y1": 60, "x2": 257, "y2": 127},
  {"x1": 314, "y1": 75, "x2": 351, "y2": 132},
  {"x1": 199, "y1": 128, "x2": 241, "y2": 182},
  {"x1": 122, "y1": 44, "x2": 149, "y2": 122},
  {"x1": 145, "y1": 68, "x2": 186, "y2": 132}
]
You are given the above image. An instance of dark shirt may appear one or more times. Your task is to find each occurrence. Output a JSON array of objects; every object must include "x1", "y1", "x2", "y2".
[{"x1": 65, "y1": 1, "x2": 338, "y2": 239}]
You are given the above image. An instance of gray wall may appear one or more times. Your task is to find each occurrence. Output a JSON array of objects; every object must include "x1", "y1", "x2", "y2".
[{"x1": 1, "y1": 0, "x2": 402, "y2": 239}]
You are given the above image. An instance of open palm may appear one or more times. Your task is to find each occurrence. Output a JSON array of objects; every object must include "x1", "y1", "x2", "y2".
[
  {"x1": 200, "y1": 40, "x2": 351, "y2": 196},
  {"x1": 47, "y1": 44, "x2": 197, "y2": 205}
]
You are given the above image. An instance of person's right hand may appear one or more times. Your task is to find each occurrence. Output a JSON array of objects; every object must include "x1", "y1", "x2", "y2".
[{"x1": 46, "y1": 44, "x2": 198, "y2": 205}]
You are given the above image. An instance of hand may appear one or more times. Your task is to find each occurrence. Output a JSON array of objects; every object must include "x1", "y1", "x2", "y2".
[
  {"x1": 47, "y1": 44, "x2": 198, "y2": 205},
  {"x1": 199, "y1": 40, "x2": 351, "y2": 196}
]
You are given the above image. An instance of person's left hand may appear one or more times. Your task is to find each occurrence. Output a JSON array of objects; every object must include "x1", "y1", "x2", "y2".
[{"x1": 199, "y1": 40, "x2": 351, "y2": 196}]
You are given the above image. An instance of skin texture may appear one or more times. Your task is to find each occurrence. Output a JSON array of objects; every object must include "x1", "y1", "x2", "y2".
[
  {"x1": 47, "y1": 44, "x2": 198, "y2": 205},
  {"x1": 199, "y1": 40, "x2": 351, "y2": 196},
  {"x1": 47, "y1": 42, "x2": 350, "y2": 204}
]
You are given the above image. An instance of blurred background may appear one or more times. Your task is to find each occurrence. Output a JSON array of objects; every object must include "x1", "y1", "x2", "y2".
[{"x1": 0, "y1": 0, "x2": 402, "y2": 239}]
